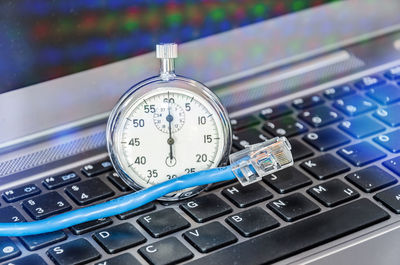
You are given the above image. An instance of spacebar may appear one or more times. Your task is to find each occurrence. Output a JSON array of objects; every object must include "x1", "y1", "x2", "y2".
[{"x1": 186, "y1": 199, "x2": 389, "y2": 265}]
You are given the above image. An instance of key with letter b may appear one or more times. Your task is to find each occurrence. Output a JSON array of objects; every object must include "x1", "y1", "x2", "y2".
[{"x1": 226, "y1": 207, "x2": 279, "y2": 237}]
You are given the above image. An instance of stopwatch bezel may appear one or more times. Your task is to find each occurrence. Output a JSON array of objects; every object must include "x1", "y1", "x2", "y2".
[{"x1": 106, "y1": 75, "x2": 232, "y2": 201}]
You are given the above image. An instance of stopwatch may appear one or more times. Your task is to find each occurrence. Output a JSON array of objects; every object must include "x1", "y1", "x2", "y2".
[{"x1": 107, "y1": 43, "x2": 232, "y2": 201}]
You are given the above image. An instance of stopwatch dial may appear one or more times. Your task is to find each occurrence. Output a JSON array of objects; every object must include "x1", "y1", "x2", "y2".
[
  {"x1": 153, "y1": 102, "x2": 185, "y2": 133},
  {"x1": 117, "y1": 87, "x2": 226, "y2": 189}
]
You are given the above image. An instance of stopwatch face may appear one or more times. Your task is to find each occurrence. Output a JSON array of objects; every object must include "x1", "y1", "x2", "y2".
[{"x1": 108, "y1": 80, "x2": 231, "y2": 200}]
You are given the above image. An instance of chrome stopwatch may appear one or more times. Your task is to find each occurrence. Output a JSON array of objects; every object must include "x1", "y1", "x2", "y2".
[{"x1": 107, "y1": 43, "x2": 232, "y2": 201}]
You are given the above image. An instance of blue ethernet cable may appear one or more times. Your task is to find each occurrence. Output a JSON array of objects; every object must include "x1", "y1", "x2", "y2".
[
  {"x1": 0, "y1": 137, "x2": 292, "y2": 236},
  {"x1": 0, "y1": 165, "x2": 237, "y2": 236}
]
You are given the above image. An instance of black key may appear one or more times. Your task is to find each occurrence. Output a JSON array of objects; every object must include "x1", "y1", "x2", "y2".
[
  {"x1": 333, "y1": 95, "x2": 377, "y2": 116},
  {"x1": 346, "y1": 166, "x2": 397, "y2": 193},
  {"x1": 65, "y1": 178, "x2": 114, "y2": 205},
  {"x1": 94, "y1": 253, "x2": 141, "y2": 265},
  {"x1": 230, "y1": 115, "x2": 260, "y2": 130},
  {"x1": 186, "y1": 199, "x2": 389, "y2": 265},
  {"x1": 375, "y1": 185, "x2": 400, "y2": 213},
  {"x1": 226, "y1": 207, "x2": 279, "y2": 237},
  {"x1": 180, "y1": 194, "x2": 232, "y2": 223},
  {"x1": 93, "y1": 223, "x2": 146, "y2": 254},
  {"x1": 367, "y1": 84, "x2": 400, "y2": 105},
  {"x1": 221, "y1": 183, "x2": 272, "y2": 208},
  {"x1": 137, "y1": 208, "x2": 190, "y2": 238},
  {"x1": 267, "y1": 193, "x2": 320, "y2": 222},
  {"x1": 2, "y1": 184, "x2": 41, "y2": 203},
  {"x1": 337, "y1": 142, "x2": 387, "y2": 167},
  {"x1": 263, "y1": 167, "x2": 312, "y2": 194},
  {"x1": 0, "y1": 237, "x2": 21, "y2": 263},
  {"x1": 339, "y1": 116, "x2": 385, "y2": 139},
  {"x1": 307, "y1": 179, "x2": 359, "y2": 207},
  {"x1": 43, "y1": 172, "x2": 80, "y2": 190},
  {"x1": 70, "y1": 217, "x2": 113, "y2": 235},
  {"x1": 301, "y1": 154, "x2": 350, "y2": 180},
  {"x1": 383, "y1": 156, "x2": 400, "y2": 176},
  {"x1": 139, "y1": 237, "x2": 193, "y2": 265},
  {"x1": 289, "y1": 139, "x2": 313, "y2": 161},
  {"x1": 323, "y1": 85, "x2": 355, "y2": 99},
  {"x1": 47, "y1": 239, "x2": 100, "y2": 265},
  {"x1": 81, "y1": 159, "x2": 113, "y2": 177},
  {"x1": 374, "y1": 130, "x2": 400, "y2": 153},
  {"x1": 5, "y1": 254, "x2": 48, "y2": 265},
  {"x1": 232, "y1": 128, "x2": 269, "y2": 150},
  {"x1": 384, "y1": 66, "x2": 400, "y2": 80},
  {"x1": 0, "y1": 206, "x2": 25, "y2": 223},
  {"x1": 303, "y1": 128, "x2": 350, "y2": 151},
  {"x1": 354, "y1": 75, "x2": 386, "y2": 90},
  {"x1": 299, "y1": 106, "x2": 342, "y2": 127},
  {"x1": 260, "y1": 104, "x2": 292, "y2": 120},
  {"x1": 292, "y1": 95, "x2": 324, "y2": 109},
  {"x1": 22, "y1": 192, "x2": 71, "y2": 220},
  {"x1": 373, "y1": 104, "x2": 400, "y2": 127},
  {"x1": 20, "y1": 230, "x2": 67, "y2": 251},
  {"x1": 263, "y1": 116, "x2": 307, "y2": 137},
  {"x1": 107, "y1": 171, "x2": 132, "y2": 192},
  {"x1": 205, "y1": 179, "x2": 237, "y2": 192},
  {"x1": 183, "y1": 222, "x2": 237, "y2": 253},
  {"x1": 116, "y1": 202, "x2": 155, "y2": 220}
]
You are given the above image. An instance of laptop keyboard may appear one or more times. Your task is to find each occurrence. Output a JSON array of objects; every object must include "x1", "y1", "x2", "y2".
[{"x1": 2, "y1": 65, "x2": 400, "y2": 265}]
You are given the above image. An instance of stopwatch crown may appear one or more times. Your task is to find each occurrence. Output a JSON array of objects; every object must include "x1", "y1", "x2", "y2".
[{"x1": 156, "y1": 43, "x2": 178, "y2": 59}]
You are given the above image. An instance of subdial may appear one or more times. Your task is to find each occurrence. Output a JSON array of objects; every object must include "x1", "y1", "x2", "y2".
[{"x1": 153, "y1": 102, "x2": 185, "y2": 133}]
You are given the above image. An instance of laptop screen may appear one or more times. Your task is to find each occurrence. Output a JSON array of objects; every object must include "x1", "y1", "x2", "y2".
[{"x1": 0, "y1": 0, "x2": 338, "y2": 94}]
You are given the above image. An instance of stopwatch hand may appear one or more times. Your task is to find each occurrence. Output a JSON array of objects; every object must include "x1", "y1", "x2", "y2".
[
  {"x1": 166, "y1": 107, "x2": 174, "y2": 160},
  {"x1": 169, "y1": 141, "x2": 173, "y2": 160}
]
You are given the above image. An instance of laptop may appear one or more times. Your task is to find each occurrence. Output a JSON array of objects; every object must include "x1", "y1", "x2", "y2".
[{"x1": 1, "y1": 0, "x2": 400, "y2": 264}]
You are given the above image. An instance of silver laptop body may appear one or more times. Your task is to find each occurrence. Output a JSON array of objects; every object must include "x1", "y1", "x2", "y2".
[{"x1": 1, "y1": 1, "x2": 400, "y2": 264}]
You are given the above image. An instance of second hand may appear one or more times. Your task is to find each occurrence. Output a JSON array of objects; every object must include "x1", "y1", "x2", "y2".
[{"x1": 166, "y1": 101, "x2": 174, "y2": 162}]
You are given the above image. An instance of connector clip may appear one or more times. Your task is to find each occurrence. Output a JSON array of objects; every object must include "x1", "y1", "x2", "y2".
[{"x1": 229, "y1": 137, "x2": 293, "y2": 186}]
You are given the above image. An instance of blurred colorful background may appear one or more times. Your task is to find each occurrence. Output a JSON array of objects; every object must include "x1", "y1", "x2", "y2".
[{"x1": 0, "y1": 0, "x2": 338, "y2": 93}]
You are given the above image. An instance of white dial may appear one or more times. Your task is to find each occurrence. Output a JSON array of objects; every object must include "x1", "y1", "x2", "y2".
[
  {"x1": 114, "y1": 87, "x2": 226, "y2": 190},
  {"x1": 153, "y1": 101, "x2": 185, "y2": 133}
]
